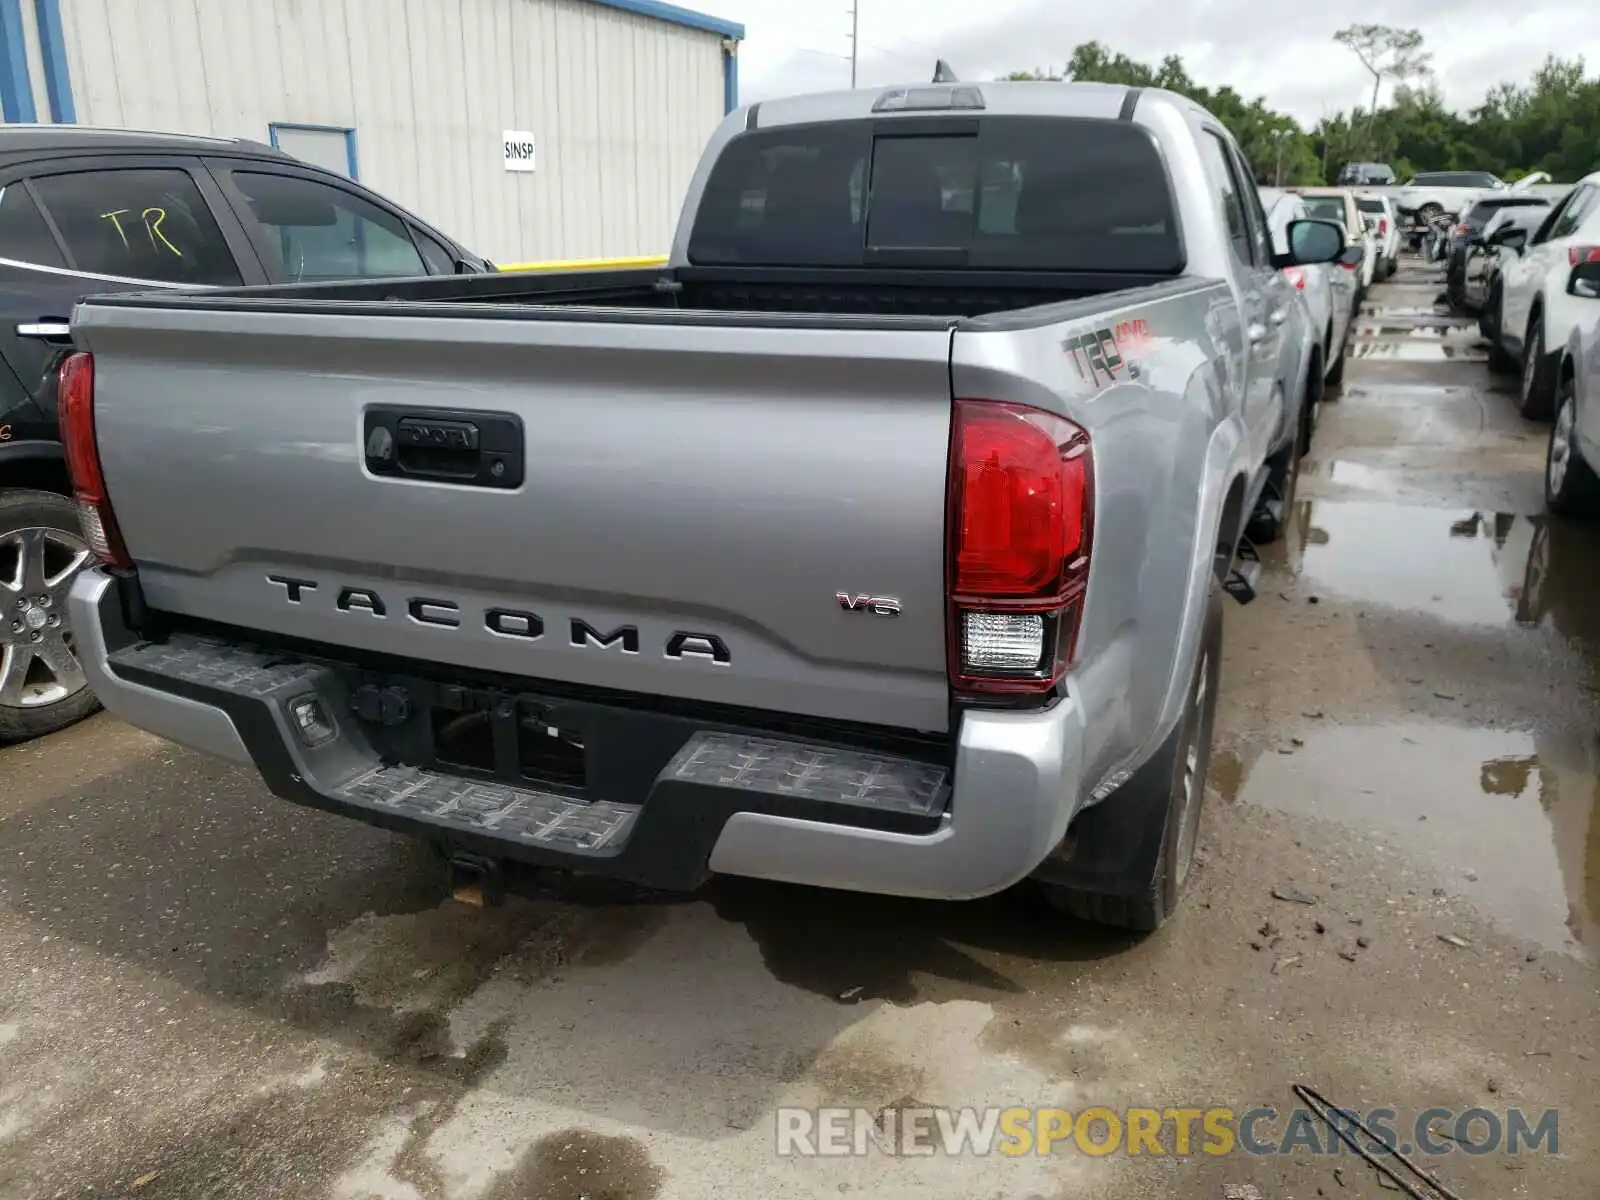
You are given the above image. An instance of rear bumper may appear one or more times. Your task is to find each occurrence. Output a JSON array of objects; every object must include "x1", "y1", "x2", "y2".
[{"x1": 71, "y1": 570, "x2": 1086, "y2": 901}]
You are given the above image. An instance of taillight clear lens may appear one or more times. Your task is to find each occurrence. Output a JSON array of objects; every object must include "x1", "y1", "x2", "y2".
[
  {"x1": 948, "y1": 400, "x2": 1091, "y2": 695},
  {"x1": 58, "y1": 350, "x2": 131, "y2": 568},
  {"x1": 1284, "y1": 267, "x2": 1307, "y2": 289}
]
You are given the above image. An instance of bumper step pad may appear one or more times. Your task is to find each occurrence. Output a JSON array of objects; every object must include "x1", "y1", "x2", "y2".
[
  {"x1": 334, "y1": 764, "x2": 639, "y2": 854},
  {"x1": 107, "y1": 634, "x2": 952, "y2": 864}
]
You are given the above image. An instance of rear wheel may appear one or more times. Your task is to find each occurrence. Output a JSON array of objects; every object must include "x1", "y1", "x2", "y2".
[
  {"x1": 0, "y1": 490, "x2": 99, "y2": 741},
  {"x1": 1518, "y1": 315, "x2": 1556, "y2": 420},
  {"x1": 1036, "y1": 580, "x2": 1223, "y2": 932},
  {"x1": 1326, "y1": 336, "x2": 1347, "y2": 390},
  {"x1": 1546, "y1": 378, "x2": 1600, "y2": 516},
  {"x1": 1484, "y1": 284, "x2": 1517, "y2": 374}
]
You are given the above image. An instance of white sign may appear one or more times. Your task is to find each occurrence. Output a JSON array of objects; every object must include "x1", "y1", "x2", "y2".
[{"x1": 503, "y1": 130, "x2": 536, "y2": 173}]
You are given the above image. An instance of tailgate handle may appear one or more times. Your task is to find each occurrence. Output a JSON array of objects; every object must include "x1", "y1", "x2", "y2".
[{"x1": 363, "y1": 408, "x2": 524, "y2": 489}]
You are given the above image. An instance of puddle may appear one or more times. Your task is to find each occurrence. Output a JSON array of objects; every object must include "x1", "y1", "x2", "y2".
[
  {"x1": 1361, "y1": 304, "x2": 1454, "y2": 319},
  {"x1": 1284, "y1": 499, "x2": 1600, "y2": 637},
  {"x1": 1230, "y1": 721, "x2": 1598, "y2": 954},
  {"x1": 1349, "y1": 340, "x2": 1486, "y2": 362}
]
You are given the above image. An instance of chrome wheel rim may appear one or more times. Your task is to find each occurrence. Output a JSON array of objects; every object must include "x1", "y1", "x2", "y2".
[
  {"x1": 1173, "y1": 652, "x2": 1211, "y2": 890},
  {"x1": 1549, "y1": 397, "x2": 1574, "y2": 497},
  {"x1": 0, "y1": 526, "x2": 93, "y2": 709}
]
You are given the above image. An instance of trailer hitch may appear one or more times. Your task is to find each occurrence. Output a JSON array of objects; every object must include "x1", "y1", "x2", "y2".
[{"x1": 448, "y1": 852, "x2": 507, "y2": 908}]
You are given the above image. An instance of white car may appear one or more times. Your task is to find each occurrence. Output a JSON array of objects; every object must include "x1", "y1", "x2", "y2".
[
  {"x1": 1491, "y1": 169, "x2": 1600, "y2": 420},
  {"x1": 1261, "y1": 188, "x2": 1358, "y2": 395},
  {"x1": 1355, "y1": 194, "x2": 1401, "y2": 279},
  {"x1": 1291, "y1": 188, "x2": 1377, "y2": 293},
  {"x1": 1544, "y1": 250, "x2": 1600, "y2": 516}
]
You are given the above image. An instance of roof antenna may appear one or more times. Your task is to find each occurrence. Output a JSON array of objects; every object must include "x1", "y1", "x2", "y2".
[{"x1": 932, "y1": 59, "x2": 960, "y2": 83}]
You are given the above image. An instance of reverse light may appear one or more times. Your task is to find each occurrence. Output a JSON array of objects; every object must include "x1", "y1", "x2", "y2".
[
  {"x1": 947, "y1": 400, "x2": 1092, "y2": 696},
  {"x1": 288, "y1": 695, "x2": 338, "y2": 747},
  {"x1": 58, "y1": 352, "x2": 133, "y2": 569},
  {"x1": 1283, "y1": 267, "x2": 1308, "y2": 290}
]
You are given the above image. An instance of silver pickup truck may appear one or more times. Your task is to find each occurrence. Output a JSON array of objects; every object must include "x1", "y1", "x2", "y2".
[{"x1": 56, "y1": 81, "x2": 1347, "y2": 930}]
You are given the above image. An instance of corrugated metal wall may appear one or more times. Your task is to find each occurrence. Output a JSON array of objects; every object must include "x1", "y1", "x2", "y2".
[{"x1": 21, "y1": 0, "x2": 730, "y2": 263}]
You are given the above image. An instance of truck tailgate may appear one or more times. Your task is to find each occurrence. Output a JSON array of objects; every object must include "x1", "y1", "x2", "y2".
[{"x1": 74, "y1": 304, "x2": 957, "y2": 732}]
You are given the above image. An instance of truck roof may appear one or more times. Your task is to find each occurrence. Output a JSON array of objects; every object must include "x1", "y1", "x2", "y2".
[
  {"x1": 0, "y1": 124, "x2": 281, "y2": 161},
  {"x1": 744, "y1": 81, "x2": 1203, "y2": 129}
]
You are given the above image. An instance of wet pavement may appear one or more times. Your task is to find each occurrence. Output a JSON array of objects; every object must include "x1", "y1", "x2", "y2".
[{"x1": 2, "y1": 257, "x2": 1598, "y2": 1199}]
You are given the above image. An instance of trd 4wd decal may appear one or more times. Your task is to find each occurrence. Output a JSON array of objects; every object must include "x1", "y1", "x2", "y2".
[{"x1": 1064, "y1": 318, "x2": 1153, "y2": 387}]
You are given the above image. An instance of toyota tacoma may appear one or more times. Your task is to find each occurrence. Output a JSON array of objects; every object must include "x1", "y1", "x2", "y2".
[{"x1": 58, "y1": 80, "x2": 1346, "y2": 929}]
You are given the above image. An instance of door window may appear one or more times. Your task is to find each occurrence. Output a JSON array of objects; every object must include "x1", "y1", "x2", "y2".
[
  {"x1": 411, "y1": 225, "x2": 456, "y2": 275},
  {"x1": 1198, "y1": 130, "x2": 1253, "y2": 265},
  {"x1": 0, "y1": 181, "x2": 67, "y2": 268},
  {"x1": 230, "y1": 171, "x2": 426, "y2": 281},
  {"x1": 1548, "y1": 185, "x2": 1596, "y2": 242},
  {"x1": 29, "y1": 169, "x2": 241, "y2": 284}
]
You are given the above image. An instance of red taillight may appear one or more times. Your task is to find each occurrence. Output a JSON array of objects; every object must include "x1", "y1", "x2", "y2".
[
  {"x1": 947, "y1": 399, "x2": 1092, "y2": 696},
  {"x1": 1379, "y1": 218, "x2": 1389, "y2": 235},
  {"x1": 1452, "y1": 223, "x2": 1471, "y2": 237},
  {"x1": 58, "y1": 352, "x2": 131, "y2": 569},
  {"x1": 1567, "y1": 246, "x2": 1600, "y2": 266},
  {"x1": 1284, "y1": 267, "x2": 1308, "y2": 290}
]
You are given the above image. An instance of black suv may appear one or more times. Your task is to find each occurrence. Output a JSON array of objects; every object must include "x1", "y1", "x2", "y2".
[{"x1": 0, "y1": 126, "x2": 490, "y2": 740}]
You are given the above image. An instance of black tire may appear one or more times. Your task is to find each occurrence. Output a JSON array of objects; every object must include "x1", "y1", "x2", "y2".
[
  {"x1": 1484, "y1": 284, "x2": 1517, "y2": 374},
  {"x1": 1326, "y1": 339, "x2": 1347, "y2": 390},
  {"x1": 1517, "y1": 315, "x2": 1556, "y2": 421},
  {"x1": 1546, "y1": 377, "x2": 1600, "y2": 516},
  {"x1": 0, "y1": 489, "x2": 100, "y2": 741},
  {"x1": 1036, "y1": 580, "x2": 1224, "y2": 932},
  {"x1": 1298, "y1": 361, "x2": 1322, "y2": 458}
]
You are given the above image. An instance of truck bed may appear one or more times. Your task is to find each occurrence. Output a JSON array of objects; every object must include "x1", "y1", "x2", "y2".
[{"x1": 89, "y1": 263, "x2": 1181, "y2": 321}]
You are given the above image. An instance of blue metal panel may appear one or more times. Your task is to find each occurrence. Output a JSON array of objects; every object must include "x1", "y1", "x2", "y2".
[
  {"x1": 267, "y1": 121, "x2": 361, "y2": 180},
  {"x1": 585, "y1": 0, "x2": 743, "y2": 40},
  {"x1": 0, "y1": 0, "x2": 37, "y2": 123},
  {"x1": 33, "y1": 0, "x2": 73, "y2": 122},
  {"x1": 723, "y1": 45, "x2": 737, "y2": 114}
]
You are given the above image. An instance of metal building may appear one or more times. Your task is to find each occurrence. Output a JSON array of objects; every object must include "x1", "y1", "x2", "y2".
[{"x1": 0, "y1": 0, "x2": 743, "y2": 265}]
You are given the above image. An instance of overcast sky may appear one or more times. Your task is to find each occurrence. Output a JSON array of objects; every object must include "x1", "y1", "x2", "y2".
[{"x1": 726, "y1": 0, "x2": 1600, "y2": 125}]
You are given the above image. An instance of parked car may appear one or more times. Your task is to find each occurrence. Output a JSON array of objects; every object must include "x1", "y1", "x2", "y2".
[
  {"x1": 1337, "y1": 162, "x2": 1396, "y2": 186},
  {"x1": 58, "y1": 82, "x2": 1350, "y2": 930},
  {"x1": 0, "y1": 125, "x2": 491, "y2": 740},
  {"x1": 1543, "y1": 249, "x2": 1600, "y2": 516},
  {"x1": 1463, "y1": 205, "x2": 1552, "y2": 335},
  {"x1": 1489, "y1": 169, "x2": 1600, "y2": 419},
  {"x1": 1360, "y1": 170, "x2": 1563, "y2": 244},
  {"x1": 1355, "y1": 194, "x2": 1401, "y2": 279},
  {"x1": 1444, "y1": 195, "x2": 1555, "y2": 309},
  {"x1": 1288, "y1": 187, "x2": 1375, "y2": 294},
  {"x1": 1262, "y1": 187, "x2": 1358, "y2": 399}
]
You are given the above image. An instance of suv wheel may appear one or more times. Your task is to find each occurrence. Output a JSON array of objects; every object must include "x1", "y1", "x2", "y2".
[
  {"x1": 1035, "y1": 580, "x2": 1223, "y2": 932},
  {"x1": 0, "y1": 490, "x2": 100, "y2": 741},
  {"x1": 1518, "y1": 315, "x2": 1555, "y2": 420},
  {"x1": 1546, "y1": 379, "x2": 1600, "y2": 516}
]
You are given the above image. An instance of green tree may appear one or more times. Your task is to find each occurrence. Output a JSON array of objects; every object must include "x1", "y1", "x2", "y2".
[{"x1": 1001, "y1": 41, "x2": 1600, "y2": 185}]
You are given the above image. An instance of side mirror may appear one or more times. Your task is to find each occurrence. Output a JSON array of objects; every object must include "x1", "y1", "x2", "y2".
[
  {"x1": 1278, "y1": 218, "x2": 1345, "y2": 267},
  {"x1": 1336, "y1": 245, "x2": 1366, "y2": 267},
  {"x1": 1493, "y1": 230, "x2": 1528, "y2": 253}
]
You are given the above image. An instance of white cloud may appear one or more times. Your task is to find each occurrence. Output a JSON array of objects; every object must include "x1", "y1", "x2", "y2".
[{"x1": 721, "y1": 0, "x2": 1600, "y2": 125}]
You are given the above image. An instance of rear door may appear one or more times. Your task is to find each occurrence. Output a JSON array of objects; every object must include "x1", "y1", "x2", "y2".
[
  {"x1": 204, "y1": 159, "x2": 448, "y2": 284},
  {"x1": 1197, "y1": 128, "x2": 1284, "y2": 464},
  {"x1": 0, "y1": 155, "x2": 263, "y2": 444},
  {"x1": 1504, "y1": 185, "x2": 1594, "y2": 346}
]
